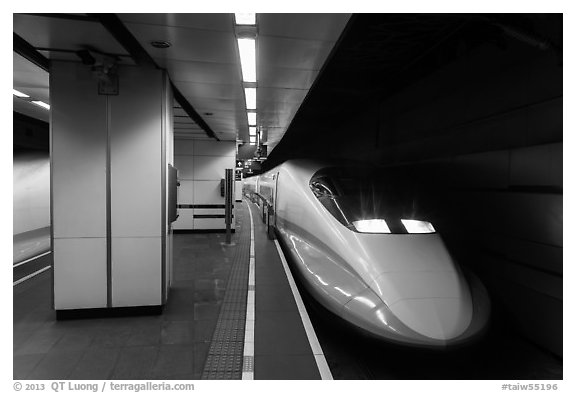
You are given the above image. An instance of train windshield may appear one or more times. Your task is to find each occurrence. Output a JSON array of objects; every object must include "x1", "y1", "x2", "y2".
[{"x1": 310, "y1": 166, "x2": 435, "y2": 234}]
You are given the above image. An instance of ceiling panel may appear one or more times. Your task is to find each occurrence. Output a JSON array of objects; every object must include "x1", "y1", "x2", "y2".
[
  {"x1": 13, "y1": 53, "x2": 49, "y2": 94},
  {"x1": 185, "y1": 96, "x2": 245, "y2": 114},
  {"x1": 176, "y1": 81, "x2": 243, "y2": 101},
  {"x1": 120, "y1": 13, "x2": 233, "y2": 32},
  {"x1": 259, "y1": 14, "x2": 351, "y2": 41},
  {"x1": 125, "y1": 23, "x2": 238, "y2": 64},
  {"x1": 259, "y1": 66, "x2": 318, "y2": 90},
  {"x1": 259, "y1": 87, "x2": 309, "y2": 105},
  {"x1": 13, "y1": 14, "x2": 129, "y2": 56},
  {"x1": 159, "y1": 59, "x2": 241, "y2": 85},
  {"x1": 259, "y1": 35, "x2": 335, "y2": 71}
]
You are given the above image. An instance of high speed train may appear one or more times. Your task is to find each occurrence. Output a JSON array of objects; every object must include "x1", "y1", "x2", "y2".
[{"x1": 244, "y1": 159, "x2": 490, "y2": 348}]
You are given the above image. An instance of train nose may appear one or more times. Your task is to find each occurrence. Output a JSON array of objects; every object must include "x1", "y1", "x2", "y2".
[
  {"x1": 388, "y1": 298, "x2": 472, "y2": 340},
  {"x1": 368, "y1": 271, "x2": 473, "y2": 341}
]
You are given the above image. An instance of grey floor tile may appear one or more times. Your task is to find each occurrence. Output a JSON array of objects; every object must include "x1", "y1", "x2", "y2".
[
  {"x1": 15, "y1": 328, "x2": 65, "y2": 356},
  {"x1": 13, "y1": 354, "x2": 45, "y2": 379},
  {"x1": 256, "y1": 282, "x2": 298, "y2": 312},
  {"x1": 254, "y1": 311, "x2": 313, "y2": 356},
  {"x1": 27, "y1": 350, "x2": 85, "y2": 379},
  {"x1": 67, "y1": 347, "x2": 120, "y2": 380},
  {"x1": 50, "y1": 331, "x2": 94, "y2": 353},
  {"x1": 160, "y1": 321, "x2": 193, "y2": 345},
  {"x1": 126, "y1": 322, "x2": 162, "y2": 347},
  {"x1": 91, "y1": 325, "x2": 133, "y2": 348},
  {"x1": 254, "y1": 354, "x2": 321, "y2": 380},
  {"x1": 110, "y1": 346, "x2": 159, "y2": 380},
  {"x1": 194, "y1": 303, "x2": 221, "y2": 321},
  {"x1": 149, "y1": 344, "x2": 195, "y2": 378},
  {"x1": 193, "y1": 342, "x2": 210, "y2": 377},
  {"x1": 193, "y1": 319, "x2": 218, "y2": 343}
]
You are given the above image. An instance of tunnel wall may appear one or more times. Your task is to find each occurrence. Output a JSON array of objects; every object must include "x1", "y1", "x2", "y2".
[
  {"x1": 13, "y1": 113, "x2": 50, "y2": 236},
  {"x1": 327, "y1": 43, "x2": 562, "y2": 355},
  {"x1": 13, "y1": 151, "x2": 50, "y2": 235}
]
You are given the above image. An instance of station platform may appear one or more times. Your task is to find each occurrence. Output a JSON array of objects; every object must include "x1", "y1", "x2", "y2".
[{"x1": 13, "y1": 199, "x2": 323, "y2": 380}]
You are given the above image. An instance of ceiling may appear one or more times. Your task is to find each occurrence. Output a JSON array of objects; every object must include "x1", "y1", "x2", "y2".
[{"x1": 13, "y1": 13, "x2": 351, "y2": 151}]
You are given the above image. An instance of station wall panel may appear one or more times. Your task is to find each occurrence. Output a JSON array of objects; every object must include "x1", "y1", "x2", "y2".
[
  {"x1": 110, "y1": 67, "x2": 163, "y2": 238},
  {"x1": 51, "y1": 62, "x2": 107, "y2": 239},
  {"x1": 193, "y1": 140, "x2": 236, "y2": 157},
  {"x1": 177, "y1": 181, "x2": 195, "y2": 204},
  {"x1": 174, "y1": 139, "x2": 195, "y2": 156},
  {"x1": 172, "y1": 209, "x2": 194, "y2": 230},
  {"x1": 193, "y1": 180, "x2": 223, "y2": 205},
  {"x1": 53, "y1": 238, "x2": 107, "y2": 309},
  {"x1": 173, "y1": 139, "x2": 236, "y2": 230},
  {"x1": 193, "y1": 155, "x2": 235, "y2": 180},
  {"x1": 174, "y1": 155, "x2": 195, "y2": 180},
  {"x1": 193, "y1": 218, "x2": 229, "y2": 230},
  {"x1": 111, "y1": 237, "x2": 162, "y2": 307}
]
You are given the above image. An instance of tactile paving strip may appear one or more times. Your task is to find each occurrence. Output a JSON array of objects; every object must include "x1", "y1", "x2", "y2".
[{"x1": 201, "y1": 204, "x2": 251, "y2": 380}]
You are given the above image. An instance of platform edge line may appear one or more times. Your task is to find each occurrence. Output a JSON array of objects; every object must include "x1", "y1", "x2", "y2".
[
  {"x1": 13, "y1": 266, "x2": 52, "y2": 286},
  {"x1": 243, "y1": 199, "x2": 257, "y2": 380},
  {"x1": 13, "y1": 251, "x2": 52, "y2": 268}
]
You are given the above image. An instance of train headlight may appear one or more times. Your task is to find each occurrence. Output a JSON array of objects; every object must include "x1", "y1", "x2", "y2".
[
  {"x1": 352, "y1": 219, "x2": 391, "y2": 233},
  {"x1": 401, "y1": 219, "x2": 435, "y2": 234}
]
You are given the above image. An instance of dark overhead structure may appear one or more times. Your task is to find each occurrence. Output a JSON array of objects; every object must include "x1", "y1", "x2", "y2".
[
  {"x1": 13, "y1": 33, "x2": 50, "y2": 72},
  {"x1": 265, "y1": 13, "x2": 562, "y2": 168}
]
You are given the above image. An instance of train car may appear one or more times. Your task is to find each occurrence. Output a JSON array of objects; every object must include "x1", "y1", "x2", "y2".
[{"x1": 251, "y1": 159, "x2": 490, "y2": 348}]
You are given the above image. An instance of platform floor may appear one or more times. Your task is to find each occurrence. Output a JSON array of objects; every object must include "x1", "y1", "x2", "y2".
[{"x1": 13, "y1": 200, "x2": 320, "y2": 380}]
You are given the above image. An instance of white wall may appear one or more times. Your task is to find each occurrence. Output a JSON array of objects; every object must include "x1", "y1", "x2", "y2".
[
  {"x1": 13, "y1": 151, "x2": 50, "y2": 234},
  {"x1": 173, "y1": 139, "x2": 236, "y2": 230}
]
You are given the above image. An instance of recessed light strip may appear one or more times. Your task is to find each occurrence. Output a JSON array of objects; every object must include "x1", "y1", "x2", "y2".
[
  {"x1": 31, "y1": 100, "x2": 50, "y2": 110},
  {"x1": 244, "y1": 88, "x2": 256, "y2": 110},
  {"x1": 237, "y1": 38, "x2": 256, "y2": 83},
  {"x1": 13, "y1": 88, "x2": 50, "y2": 110},
  {"x1": 235, "y1": 13, "x2": 256, "y2": 25},
  {"x1": 13, "y1": 89, "x2": 29, "y2": 98}
]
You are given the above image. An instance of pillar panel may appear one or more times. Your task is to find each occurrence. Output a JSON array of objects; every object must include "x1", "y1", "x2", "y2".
[{"x1": 50, "y1": 61, "x2": 173, "y2": 311}]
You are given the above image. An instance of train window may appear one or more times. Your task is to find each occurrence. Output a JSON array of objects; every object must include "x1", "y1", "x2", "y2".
[
  {"x1": 310, "y1": 177, "x2": 338, "y2": 198},
  {"x1": 310, "y1": 166, "x2": 435, "y2": 234}
]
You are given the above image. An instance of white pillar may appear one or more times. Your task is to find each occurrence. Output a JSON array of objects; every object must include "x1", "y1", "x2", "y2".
[{"x1": 50, "y1": 61, "x2": 173, "y2": 311}]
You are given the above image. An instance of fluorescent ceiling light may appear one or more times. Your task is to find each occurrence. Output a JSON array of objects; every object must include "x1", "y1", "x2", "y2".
[
  {"x1": 352, "y1": 219, "x2": 391, "y2": 234},
  {"x1": 249, "y1": 136, "x2": 256, "y2": 143},
  {"x1": 13, "y1": 89, "x2": 29, "y2": 98},
  {"x1": 247, "y1": 112, "x2": 256, "y2": 126},
  {"x1": 31, "y1": 100, "x2": 50, "y2": 110},
  {"x1": 235, "y1": 13, "x2": 256, "y2": 25},
  {"x1": 244, "y1": 88, "x2": 256, "y2": 110},
  {"x1": 237, "y1": 38, "x2": 256, "y2": 83},
  {"x1": 401, "y1": 219, "x2": 435, "y2": 234},
  {"x1": 249, "y1": 126, "x2": 257, "y2": 136}
]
